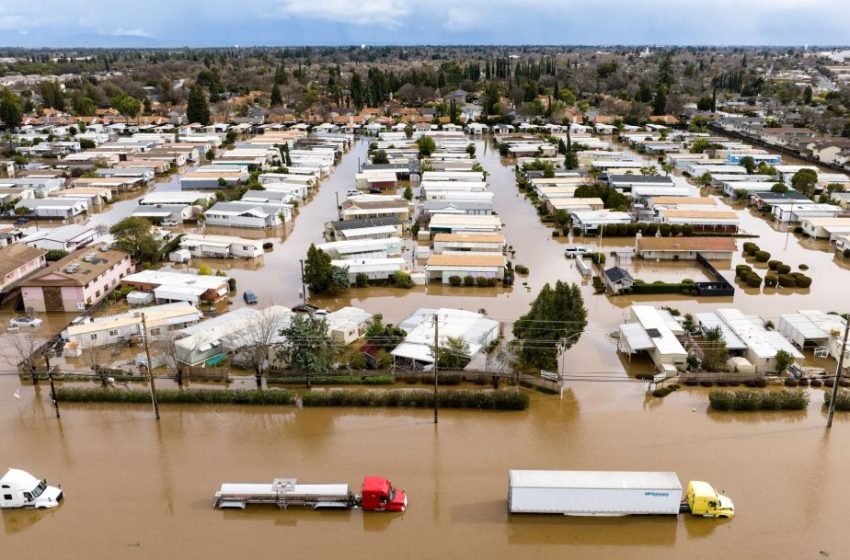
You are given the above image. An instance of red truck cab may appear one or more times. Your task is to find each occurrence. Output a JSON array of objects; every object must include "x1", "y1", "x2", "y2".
[{"x1": 360, "y1": 476, "x2": 407, "y2": 512}]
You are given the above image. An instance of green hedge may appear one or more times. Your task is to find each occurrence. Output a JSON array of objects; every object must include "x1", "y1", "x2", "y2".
[
  {"x1": 709, "y1": 389, "x2": 809, "y2": 411},
  {"x1": 55, "y1": 387, "x2": 296, "y2": 405},
  {"x1": 632, "y1": 282, "x2": 688, "y2": 294},
  {"x1": 301, "y1": 389, "x2": 529, "y2": 410},
  {"x1": 267, "y1": 375, "x2": 396, "y2": 386},
  {"x1": 824, "y1": 390, "x2": 850, "y2": 411}
]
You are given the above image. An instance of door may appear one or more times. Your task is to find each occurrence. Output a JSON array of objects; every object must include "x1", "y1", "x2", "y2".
[{"x1": 42, "y1": 287, "x2": 63, "y2": 311}]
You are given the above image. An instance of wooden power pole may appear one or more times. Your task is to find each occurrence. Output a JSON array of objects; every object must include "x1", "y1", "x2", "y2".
[
  {"x1": 433, "y1": 312, "x2": 439, "y2": 424},
  {"x1": 827, "y1": 318, "x2": 850, "y2": 428},
  {"x1": 141, "y1": 313, "x2": 160, "y2": 421}
]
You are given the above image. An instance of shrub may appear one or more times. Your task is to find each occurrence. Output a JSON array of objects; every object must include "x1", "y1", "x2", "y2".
[
  {"x1": 735, "y1": 265, "x2": 752, "y2": 277},
  {"x1": 355, "y1": 272, "x2": 369, "y2": 288},
  {"x1": 391, "y1": 270, "x2": 413, "y2": 289},
  {"x1": 777, "y1": 274, "x2": 796, "y2": 287},
  {"x1": 652, "y1": 387, "x2": 674, "y2": 398},
  {"x1": 449, "y1": 275, "x2": 462, "y2": 286},
  {"x1": 784, "y1": 378, "x2": 799, "y2": 387},
  {"x1": 743, "y1": 242, "x2": 759, "y2": 255},
  {"x1": 514, "y1": 264, "x2": 529, "y2": 274},
  {"x1": 301, "y1": 389, "x2": 530, "y2": 410},
  {"x1": 45, "y1": 249, "x2": 69, "y2": 262},
  {"x1": 811, "y1": 379, "x2": 823, "y2": 387},
  {"x1": 592, "y1": 276, "x2": 606, "y2": 294},
  {"x1": 767, "y1": 260, "x2": 781, "y2": 271},
  {"x1": 590, "y1": 252, "x2": 606, "y2": 265},
  {"x1": 799, "y1": 264, "x2": 809, "y2": 270},
  {"x1": 764, "y1": 274, "x2": 778, "y2": 287},
  {"x1": 777, "y1": 264, "x2": 792, "y2": 275},
  {"x1": 795, "y1": 275, "x2": 812, "y2": 288},
  {"x1": 754, "y1": 250, "x2": 771, "y2": 263},
  {"x1": 659, "y1": 224, "x2": 672, "y2": 237},
  {"x1": 709, "y1": 389, "x2": 809, "y2": 411},
  {"x1": 475, "y1": 276, "x2": 489, "y2": 287},
  {"x1": 55, "y1": 387, "x2": 296, "y2": 405},
  {"x1": 824, "y1": 390, "x2": 850, "y2": 411},
  {"x1": 844, "y1": 248, "x2": 850, "y2": 258},
  {"x1": 463, "y1": 275, "x2": 475, "y2": 287}
]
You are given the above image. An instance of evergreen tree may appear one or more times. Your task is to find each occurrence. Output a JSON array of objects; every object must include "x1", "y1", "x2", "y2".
[
  {"x1": 270, "y1": 83, "x2": 283, "y2": 106},
  {"x1": 186, "y1": 85, "x2": 211, "y2": 125},
  {"x1": 0, "y1": 91, "x2": 23, "y2": 130}
]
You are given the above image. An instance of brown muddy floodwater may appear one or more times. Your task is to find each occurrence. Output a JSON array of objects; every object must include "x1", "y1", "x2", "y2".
[
  {"x1": 4, "y1": 136, "x2": 850, "y2": 559},
  {"x1": 3, "y1": 382, "x2": 850, "y2": 559}
]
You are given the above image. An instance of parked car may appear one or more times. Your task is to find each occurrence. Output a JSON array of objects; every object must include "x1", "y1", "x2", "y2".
[
  {"x1": 14, "y1": 217, "x2": 28, "y2": 225},
  {"x1": 292, "y1": 303, "x2": 327, "y2": 316},
  {"x1": 346, "y1": 189, "x2": 361, "y2": 197},
  {"x1": 9, "y1": 316, "x2": 42, "y2": 328},
  {"x1": 564, "y1": 246, "x2": 590, "y2": 258},
  {"x1": 160, "y1": 219, "x2": 180, "y2": 227},
  {"x1": 243, "y1": 290, "x2": 258, "y2": 305}
]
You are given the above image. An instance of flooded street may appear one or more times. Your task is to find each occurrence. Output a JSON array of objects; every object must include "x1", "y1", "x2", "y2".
[
  {"x1": 4, "y1": 134, "x2": 850, "y2": 558},
  {"x1": 4, "y1": 384, "x2": 850, "y2": 559}
]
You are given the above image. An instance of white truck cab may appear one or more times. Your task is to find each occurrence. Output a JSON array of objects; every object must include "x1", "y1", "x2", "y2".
[{"x1": 1, "y1": 469, "x2": 63, "y2": 509}]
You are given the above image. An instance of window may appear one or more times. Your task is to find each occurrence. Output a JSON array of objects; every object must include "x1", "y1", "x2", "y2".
[
  {"x1": 108, "y1": 330, "x2": 118, "y2": 337},
  {"x1": 3, "y1": 494, "x2": 11, "y2": 500},
  {"x1": 90, "y1": 334, "x2": 97, "y2": 340},
  {"x1": 150, "y1": 328, "x2": 162, "y2": 336}
]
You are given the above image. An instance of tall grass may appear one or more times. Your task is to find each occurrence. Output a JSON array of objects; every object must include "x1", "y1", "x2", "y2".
[
  {"x1": 301, "y1": 389, "x2": 529, "y2": 410},
  {"x1": 709, "y1": 389, "x2": 809, "y2": 411},
  {"x1": 55, "y1": 387, "x2": 296, "y2": 405}
]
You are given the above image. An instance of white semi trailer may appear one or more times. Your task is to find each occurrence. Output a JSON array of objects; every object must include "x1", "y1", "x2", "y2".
[{"x1": 508, "y1": 470, "x2": 733, "y2": 518}]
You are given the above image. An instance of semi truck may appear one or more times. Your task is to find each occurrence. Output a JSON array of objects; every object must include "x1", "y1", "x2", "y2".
[
  {"x1": 507, "y1": 470, "x2": 734, "y2": 518},
  {"x1": 1, "y1": 469, "x2": 63, "y2": 509},
  {"x1": 213, "y1": 475, "x2": 407, "y2": 512}
]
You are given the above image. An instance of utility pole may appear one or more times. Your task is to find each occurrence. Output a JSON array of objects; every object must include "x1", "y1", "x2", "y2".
[
  {"x1": 141, "y1": 313, "x2": 160, "y2": 421},
  {"x1": 44, "y1": 351, "x2": 59, "y2": 418},
  {"x1": 827, "y1": 317, "x2": 850, "y2": 428},
  {"x1": 433, "y1": 313, "x2": 439, "y2": 424},
  {"x1": 299, "y1": 259, "x2": 307, "y2": 304}
]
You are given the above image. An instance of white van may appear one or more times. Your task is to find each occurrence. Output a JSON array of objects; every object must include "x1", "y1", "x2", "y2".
[
  {"x1": 0, "y1": 469, "x2": 63, "y2": 509},
  {"x1": 564, "y1": 246, "x2": 590, "y2": 258}
]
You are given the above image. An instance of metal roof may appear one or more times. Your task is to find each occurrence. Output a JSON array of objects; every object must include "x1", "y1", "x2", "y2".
[{"x1": 509, "y1": 470, "x2": 682, "y2": 491}]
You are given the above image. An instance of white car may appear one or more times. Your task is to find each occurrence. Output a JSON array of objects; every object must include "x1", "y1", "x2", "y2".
[
  {"x1": 564, "y1": 246, "x2": 590, "y2": 258},
  {"x1": 9, "y1": 316, "x2": 42, "y2": 328}
]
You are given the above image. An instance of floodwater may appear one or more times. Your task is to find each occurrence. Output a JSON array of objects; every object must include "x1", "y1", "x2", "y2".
[
  {"x1": 3, "y1": 381, "x2": 850, "y2": 559},
  {"x1": 4, "y1": 134, "x2": 850, "y2": 558}
]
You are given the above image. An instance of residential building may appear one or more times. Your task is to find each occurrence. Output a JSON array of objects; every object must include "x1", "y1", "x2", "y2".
[
  {"x1": 62, "y1": 302, "x2": 203, "y2": 350},
  {"x1": 15, "y1": 198, "x2": 88, "y2": 219},
  {"x1": 571, "y1": 210, "x2": 632, "y2": 233},
  {"x1": 326, "y1": 217, "x2": 403, "y2": 241},
  {"x1": 424, "y1": 254, "x2": 506, "y2": 283},
  {"x1": 0, "y1": 244, "x2": 46, "y2": 292},
  {"x1": 658, "y1": 209, "x2": 739, "y2": 232},
  {"x1": 801, "y1": 217, "x2": 850, "y2": 239},
  {"x1": 391, "y1": 308, "x2": 500, "y2": 369},
  {"x1": 428, "y1": 214, "x2": 502, "y2": 234},
  {"x1": 617, "y1": 305, "x2": 687, "y2": 374},
  {"x1": 603, "y1": 267, "x2": 635, "y2": 294},
  {"x1": 20, "y1": 245, "x2": 133, "y2": 312},
  {"x1": 178, "y1": 234, "x2": 265, "y2": 259},
  {"x1": 121, "y1": 269, "x2": 231, "y2": 305},
  {"x1": 316, "y1": 237, "x2": 402, "y2": 260},
  {"x1": 204, "y1": 202, "x2": 287, "y2": 229},
  {"x1": 432, "y1": 233, "x2": 506, "y2": 254},
  {"x1": 340, "y1": 198, "x2": 412, "y2": 222},
  {"x1": 20, "y1": 225, "x2": 97, "y2": 253},
  {"x1": 636, "y1": 236, "x2": 737, "y2": 260},
  {"x1": 331, "y1": 257, "x2": 406, "y2": 282},
  {"x1": 771, "y1": 203, "x2": 842, "y2": 224},
  {"x1": 325, "y1": 307, "x2": 373, "y2": 345}
]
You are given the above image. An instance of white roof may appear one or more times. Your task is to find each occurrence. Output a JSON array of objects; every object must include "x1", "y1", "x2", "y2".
[
  {"x1": 695, "y1": 312, "x2": 748, "y2": 351},
  {"x1": 715, "y1": 308, "x2": 803, "y2": 359},
  {"x1": 124, "y1": 269, "x2": 230, "y2": 290},
  {"x1": 392, "y1": 308, "x2": 499, "y2": 364},
  {"x1": 780, "y1": 310, "x2": 846, "y2": 342},
  {"x1": 628, "y1": 305, "x2": 687, "y2": 356},
  {"x1": 509, "y1": 470, "x2": 682, "y2": 491}
]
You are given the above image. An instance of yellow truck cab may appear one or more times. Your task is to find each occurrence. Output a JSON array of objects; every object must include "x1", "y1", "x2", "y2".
[{"x1": 687, "y1": 481, "x2": 734, "y2": 518}]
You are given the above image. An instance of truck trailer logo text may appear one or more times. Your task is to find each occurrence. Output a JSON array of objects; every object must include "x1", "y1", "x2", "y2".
[{"x1": 644, "y1": 491, "x2": 670, "y2": 497}]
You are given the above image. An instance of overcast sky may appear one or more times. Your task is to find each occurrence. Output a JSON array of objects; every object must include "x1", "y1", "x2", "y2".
[{"x1": 2, "y1": 0, "x2": 849, "y2": 47}]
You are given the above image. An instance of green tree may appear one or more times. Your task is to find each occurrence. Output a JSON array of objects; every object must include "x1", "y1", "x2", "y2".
[
  {"x1": 0, "y1": 91, "x2": 23, "y2": 130},
  {"x1": 303, "y1": 244, "x2": 349, "y2": 294},
  {"x1": 791, "y1": 169, "x2": 818, "y2": 196},
  {"x1": 701, "y1": 327, "x2": 728, "y2": 371},
  {"x1": 372, "y1": 149, "x2": 389, "y2": 164},
  {"x1": 774, "y1": 349, "x2": 794, "y2": 373},
  {"x1": 417, "y1": 135, "x2": 436, "y2": 157},
  {"x1": 771, "y1": 183, "x2": 789, "y2": 194},
  {"x1": 433, "y1": 336, "x2": 471, "y2": 369},
  {"x1": 276, "y1": 314, "x2": 337, "y2": 386},
  {"x1": 403, "y1": 184, "x2": 413, "y2": 201},
  {"x1": 38, "y1": 81, "x2": 65, "y2": 110},
  {"x1": 113, "y1": 95, "x2": 141, "y2": 123},
  {"x1": 364, "y1": 314, "x2": 406, "y2": 351},
  {"x1": 739, "y1": 156, "x2": 756, "y2": 174},
  {"x1": 109, "y1": 217, "x2": 159, "y2": 264},
  {"x1": 186, "y1": 85, "x2": 211, "y2": 125},
  {"x1": 270, "y1": 83, "x2": 283, "y2": 106},
  {"x1": 652, "y1": 85, "x2": 667, "y2": 116},
  {"x1": 512, "y1": 281, "x2": 588, "y2": 371}
]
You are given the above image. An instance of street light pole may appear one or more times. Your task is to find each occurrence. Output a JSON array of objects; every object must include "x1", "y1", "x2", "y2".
[
  {"x1": 141, "y1": 313, "x2": 160, "y2": 421},
  {"x1": 827, "y1": 317, "x2": 850, "y2": 428},
  {"x1": 433, "y1": 313, "x2": 439, "y2": 424}
]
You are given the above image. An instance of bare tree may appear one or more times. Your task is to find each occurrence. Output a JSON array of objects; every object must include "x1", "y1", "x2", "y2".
[
  {"x1": 229, "y1": 307, "x2": 290, "y2": 387},
  {"x1": 79, "y1": 342, "x2": 122, "y2": 386},
  {"x1": 153, "y1": 336, "x2": 186, "y2": 385},
  {"x1": 6, "y1": 331, "x2": 45, "y2": 384}
]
